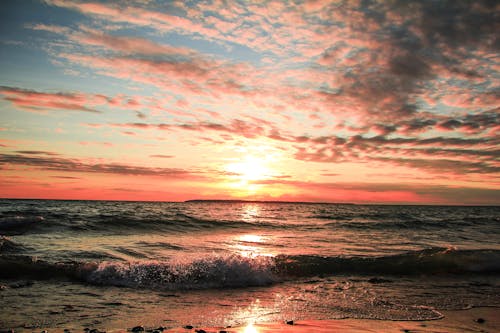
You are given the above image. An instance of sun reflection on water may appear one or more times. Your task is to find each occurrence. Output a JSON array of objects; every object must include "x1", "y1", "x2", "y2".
[
  {"x1": 234, "y1": 234, "x2": 275, "y2": 258},
  {"x1": 239, "y1": 234, "x2": 264, "y2": 243},
  {"x1": 241, "y1": 204, "x2": 261, "y2": 222}
]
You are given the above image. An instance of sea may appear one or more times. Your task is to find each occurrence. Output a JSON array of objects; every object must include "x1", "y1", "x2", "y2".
[{"x1": 1, "y1": 199, "x2": 499, "y2": 330}]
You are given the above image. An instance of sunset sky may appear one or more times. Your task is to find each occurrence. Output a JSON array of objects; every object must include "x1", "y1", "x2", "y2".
[{"x1": 0, "y1": 0, "x2": 498, "y2": 204}]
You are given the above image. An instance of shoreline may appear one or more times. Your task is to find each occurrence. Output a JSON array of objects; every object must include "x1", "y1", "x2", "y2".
[
  {"x1": 162, "y1": 307, "x2": 500, "y2": 333},
  {"x1": 7, "y1": 307, "x2": 497, "y2": 333}
]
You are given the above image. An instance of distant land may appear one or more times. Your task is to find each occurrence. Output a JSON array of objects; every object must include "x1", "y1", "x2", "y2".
[{"x1": 184, "y1": 199, "x2": 355, "y2": 205}]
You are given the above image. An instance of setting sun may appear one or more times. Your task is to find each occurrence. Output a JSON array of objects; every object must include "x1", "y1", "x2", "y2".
[
  {"x1": 243, "y1": 322, "x2": 259, "y2": 333},
  {"x1": 226, "y1": 156, "x2": 271, "y2": 182}
]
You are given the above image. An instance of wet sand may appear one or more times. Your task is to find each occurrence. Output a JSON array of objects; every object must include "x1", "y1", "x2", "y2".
[
  {"x1": 2, "y1": 306, "x2": 498, "y2": 333},
  {"x1": 162, "y1": 307, "x2": 499, "y2": 333}
]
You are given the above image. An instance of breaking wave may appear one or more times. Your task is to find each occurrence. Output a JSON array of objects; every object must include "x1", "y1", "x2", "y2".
[{"x1": 1, "y1": 248, "x2": 499, "y2": 290}]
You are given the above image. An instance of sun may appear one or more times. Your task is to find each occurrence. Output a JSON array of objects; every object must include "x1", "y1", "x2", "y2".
[{"x1": 226, "y1": 156, "x2": 270, "y2": 182}]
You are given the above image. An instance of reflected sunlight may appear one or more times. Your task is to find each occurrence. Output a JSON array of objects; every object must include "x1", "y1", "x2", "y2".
[
  {"x1": 241, "y1": 204, "x2": 261, "y2": 222},
  {"x1": 234, "y1": 234, "x2": 274, "y2": 258},
  {"x1": 239, "y1": 234, "x2": 263, "y2": 243}
]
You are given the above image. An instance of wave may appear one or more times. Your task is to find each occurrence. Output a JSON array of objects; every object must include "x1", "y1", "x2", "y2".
[
  {"x1": 3, "y1": 202, "x2": 499, "y2": 235},
  {"x1": 275, "y1": 248, "x2": 500, "y2": 277},
  {"x1": 0, "y1": 236, "x2": 29, "y2": 253},
  {"x1": 0, "y1": 215, "x2": 44, "y2": 234},
  {"x1": 321, "y1": 217, "x2": 500, "y2": 231},
  {"x1": 0, "y1": 254, "x2": 277, "y2": 289},
  {"x1": 0, "y1": 212, "x2": 281, "y2": 235},
  {"x1": 1, "y1": 248, "x2": 499, "y2": 291}
]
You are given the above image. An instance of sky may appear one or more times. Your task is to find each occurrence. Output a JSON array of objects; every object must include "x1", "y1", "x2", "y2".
[{"x1": 0, "y1": 0, "x2": 499, "y2": 204}]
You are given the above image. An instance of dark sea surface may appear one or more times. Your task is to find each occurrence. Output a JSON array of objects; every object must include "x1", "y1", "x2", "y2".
[{"x1": 1, "y1": 200, "x2": 499, "y2": 330}]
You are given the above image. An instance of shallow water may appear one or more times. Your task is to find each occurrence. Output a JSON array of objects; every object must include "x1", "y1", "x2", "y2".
[{"x1": 1, "y1": 200, "x2": 499, "y2": 329}]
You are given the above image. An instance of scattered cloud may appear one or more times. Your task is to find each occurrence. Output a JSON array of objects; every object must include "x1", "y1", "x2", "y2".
[{"x1": 0, "y1": 153, "x2": 202, "y2": 179}]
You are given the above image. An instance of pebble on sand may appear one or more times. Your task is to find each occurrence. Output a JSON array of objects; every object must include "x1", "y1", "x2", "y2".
[
  {"x1": 131, "y1": 326, "x2": 145, "y2": 332},
  {"x1": 286, "y1": 320, "x2": 294, "y2": 325},
  {"x1": 476, "y1": 318, "x2": 486, "y2": 324},
  {"x1": 183, "y1": 326, "x2": 193, "y2": 330}
]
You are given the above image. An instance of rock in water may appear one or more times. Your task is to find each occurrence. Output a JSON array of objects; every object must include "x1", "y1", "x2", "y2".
[
  {"x1": 183, "y1": 326, "x2": 193, "y2": 330},
  {"x1": 131, "y1": 326, "x2": 145, "y2": 332},
  {"x1": 286, "y1": 320, "x2": 294, "y2": 325},
  {"x1": 476, "y1": 318, "x2": 485, "y2": 324}
]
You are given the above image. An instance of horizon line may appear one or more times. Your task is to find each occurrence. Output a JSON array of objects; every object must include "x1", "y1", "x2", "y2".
[{"x1": 0, "y1": 197, "x2": 498, "y2": 207}]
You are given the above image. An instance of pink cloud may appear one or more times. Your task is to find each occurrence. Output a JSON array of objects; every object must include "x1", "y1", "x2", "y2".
[
  {"x1": 0, "y1": 86, "x2": 101, "y2": 113},
  {"x1": 75, "y1": 28, "x2": 195, "y2": 56}
]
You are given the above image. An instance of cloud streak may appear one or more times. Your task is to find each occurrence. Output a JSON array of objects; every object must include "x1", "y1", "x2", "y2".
[
  {"x1": 0, "y1": 86, "x2": 102, "y2": 113},
  {"x1": 0, "y1": 153, "x2": 202, "y2": 179}
]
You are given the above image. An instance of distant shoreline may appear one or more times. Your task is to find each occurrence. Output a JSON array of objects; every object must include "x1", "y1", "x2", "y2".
[
  {"x1": 184, "y1": 199, "x2": 355, "y2": 205},
  {"x1": 0, "y1": 197, "x2": 498, "y2": 206}
]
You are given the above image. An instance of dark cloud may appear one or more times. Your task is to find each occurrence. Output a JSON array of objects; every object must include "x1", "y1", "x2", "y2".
[
  {"x1": 414, "y1": 0, "x2": 499, "y2": 50},
  {"x1": 110, "y1": 120, "x2": 267, "y2": 140},
  {"x1": 438, "y1": 109, "x2": 500, "y2": 134},
  {"x1": 50, "y1": 175, "x2": 80, "y2": 179},
  {"x1": 320, "y1": 0, "x2": 499, "y2": 122},
  {"x1": 292, "y1": 132, "x2": 498, "y2": 175},
  {"x1": 15, "y1": 150, "x2": 60, "y2": 156},
  {"x1": 0, "y1": 154, "x2": 201, "y2": 179},
  {"x1": 150, "y1": 154, "x2": 174, "y2": 158},
  {"x1": 374, "y1": 157, "x2": 500, "y2": 175}
]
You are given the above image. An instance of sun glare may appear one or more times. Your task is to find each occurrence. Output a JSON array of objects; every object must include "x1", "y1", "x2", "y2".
[
  {"x1": 243, "y1": 322, "x2": 259, "y2": 333},
  {"x1": 226, "y1": 156, "x2": 270, "y2": 182}
]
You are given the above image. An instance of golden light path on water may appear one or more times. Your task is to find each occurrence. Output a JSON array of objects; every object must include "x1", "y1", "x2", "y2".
[
  {"x1": 231, "y1": 204, "x2": 276, "y2": 258},
  {"x1": 224, "y1": 205, "x2": 281, "y2": 328}
]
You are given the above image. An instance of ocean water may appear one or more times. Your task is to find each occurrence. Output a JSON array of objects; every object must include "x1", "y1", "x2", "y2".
[{"x1": 1, "y1": 200, "x2": 499, "y2": 330}]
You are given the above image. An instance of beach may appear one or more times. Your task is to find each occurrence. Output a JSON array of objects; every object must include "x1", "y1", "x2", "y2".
[
  {"x1": 3, "y1": 308, "x2": 498, "y2": 333},
  {"x1": 162, "y1": 307, "x2": 500, "y2": 333}
]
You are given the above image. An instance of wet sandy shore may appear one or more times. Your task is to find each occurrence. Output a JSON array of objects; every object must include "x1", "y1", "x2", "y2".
[{"x1": 162, "y1": 307, "x2": 500, "y2": 333}]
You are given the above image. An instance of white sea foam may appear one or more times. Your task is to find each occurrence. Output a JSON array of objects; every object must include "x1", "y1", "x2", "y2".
[{"x1": 85, "y1": 253, "x2": 278, "y2": 290}]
